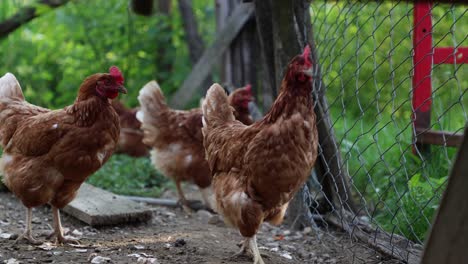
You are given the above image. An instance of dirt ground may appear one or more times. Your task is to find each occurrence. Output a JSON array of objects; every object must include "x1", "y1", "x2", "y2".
[{"x1": 0, "y1": 187, "x2": 402, "y2": 264}]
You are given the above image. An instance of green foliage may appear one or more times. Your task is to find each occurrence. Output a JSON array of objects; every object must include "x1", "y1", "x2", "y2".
[
  {"x1": 311, "y1": 2, "x2": 466, "y2": 243},
  {"x1": 0, "y1": 0, "x2": 216, "y2": 109},
  {"x1": 87, "y1": 154, "x2": 172, "y2": 197}
]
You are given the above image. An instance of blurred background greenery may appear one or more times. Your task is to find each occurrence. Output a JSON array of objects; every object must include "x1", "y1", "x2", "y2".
[{"x1": 0, "y1": 0, "x2": 215, "y2": 109}]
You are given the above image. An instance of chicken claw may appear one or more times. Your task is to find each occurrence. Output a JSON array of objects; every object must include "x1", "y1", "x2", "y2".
[
  {"x1": 14, "y1": 207, "x2": 42, "y2": 245},
  {"x1": 46, "y1": 230, "x2": 80, "y2": 245},
  {"x1": 177, "y1": 200, "x2": 193, "y2": 215},
  {"x1": 226, "y1": 239, "x2": 249, "y2": 260},
  {"x1": 47, "y1": 206, "x2": 80, "y2": 245},
  {"x1": 14, "y1": 232, "x2": 42, "y2": 245}
]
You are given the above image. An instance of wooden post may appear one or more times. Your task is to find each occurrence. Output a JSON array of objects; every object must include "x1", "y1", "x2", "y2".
[
  {"x1": 169, "y1": 3, "x2": 254, "y2": 108},
  {"x1": 253, "y1": 0, "x2": 358, "y2": 227},
  {"x1": 216, "y1": 0, "x2": 259, "y2": 95},
  {"x1": 178, "y1": 0, "x2": 213, "y2": 93},
  {"x1": 421, "y1": 125, "x2": 468, "y2": 264}
]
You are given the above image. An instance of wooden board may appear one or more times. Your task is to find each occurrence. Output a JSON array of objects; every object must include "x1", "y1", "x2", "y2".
[
  {"x1": 169, "y1": 3, "x2": 254, "y2": 108},
  {"x1": 63, "y1": 183, "x2": 152, "y2": 226},
  {"x1": 421, "y1": 125, "x2": 468, "y2": 264},
  {"x1": 416, "y1": 128, "x2": 464, "y2": 147}
]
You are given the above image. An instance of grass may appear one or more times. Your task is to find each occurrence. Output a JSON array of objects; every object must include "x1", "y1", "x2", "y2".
[
  {"x1": 332, "y1": 110, "x2": 456, "y2": 242},
  {"x1": 87, "y1": 154, "x2": 173, "y2": 197}
]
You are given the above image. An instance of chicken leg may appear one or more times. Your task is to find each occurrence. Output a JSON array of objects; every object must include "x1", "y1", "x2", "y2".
[
  {"x1": 47, "y1": 206, "x2": 78, "y2": 244},
  {"x1": 176, "y1": 181, "x2": 192, "y2": 214},
  {"x1": 228, "y1": 236, "x2": 264, "y2": 264},
  {"x1": 200, "y1": 186, "x2": 214, "y2": 210},
  {"x1": 228, "y1": 238, "x2": 249, "y2": 259},
  {"x1": 248, "y1": 235, "x2": 265, "y2": 264},
  {"x1": 14, "y1": 207, "x2": 41, "y2": 245}
]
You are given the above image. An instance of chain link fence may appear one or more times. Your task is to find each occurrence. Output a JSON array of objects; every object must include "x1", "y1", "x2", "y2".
[{"x1": 306, "y1": 1, "x2": 467, "y2": 262}]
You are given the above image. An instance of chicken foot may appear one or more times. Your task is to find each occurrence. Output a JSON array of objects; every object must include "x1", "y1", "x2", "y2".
[
  {"x1": 248, "y1": 236, "x2": 265, "y2": 264},
  {"x1": 47, "y1": 206, "x2": 79, "y2": 245},
  {"x1": 14, "y1": 207, "x2": 42, "y2": 245},
  {"x1": 228, "y1": 239, "x2": 249, "y2": 259},
  {"x1": 176, "y1": 181, "x2": 193, "y2": 214},
  {"x1": 227, "y1": 236, "x2": 265, "y2": 264}
]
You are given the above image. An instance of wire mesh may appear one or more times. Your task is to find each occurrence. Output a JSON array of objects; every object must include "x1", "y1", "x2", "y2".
[{"x1": 307, "y1": 1, "x2": 467, "y2": 262}]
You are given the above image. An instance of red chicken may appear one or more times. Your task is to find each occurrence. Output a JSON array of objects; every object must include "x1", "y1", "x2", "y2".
[
  {"x1": 202, "y1": 46, "x2": 318, "y2": 264},
  {"x1": 0, "y1": 67, "x2": 126, "y2": 244},
  {"x1": 136, "y1": 81, "x2": 253, "y2": 213},
  {"x1": 111, "y1": 100, "x2": 149, "y2": 157}
]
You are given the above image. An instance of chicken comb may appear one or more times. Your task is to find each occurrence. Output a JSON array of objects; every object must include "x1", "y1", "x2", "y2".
[
  {"x1": 302, "y1": 45, "x2": 312, "y2": 66},
  {"x1": 245, "y1": 84, "x2": 252, "y2": 93},
  {"x1": 109, "y1": 66, "x2": 124, "y2": 85}
]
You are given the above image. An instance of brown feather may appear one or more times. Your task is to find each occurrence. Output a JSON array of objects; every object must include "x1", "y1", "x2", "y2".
[
  {"x1": 0, "y1": 73, "x2": 121, "y2": 209},
  {"x1": 137, "y1": 82, "x2": 255, "y2": 198},
  {"x1": 202, "y1": 53, "x2": 318, "y2": 238}
]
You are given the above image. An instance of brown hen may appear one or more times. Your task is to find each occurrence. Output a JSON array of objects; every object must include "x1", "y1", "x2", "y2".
[
  {"x1": 111, "y1": 100, "x2": 149, "y2": 157},
  {"x1": 0, "y1": 67, "x2": 126, "y2": 245},
  {"x1": 202, "y1": 46, "x2": 318, "y2": 264},
  {"x1": 136, "y1": 81, "x2": 253, "y2": 213}
]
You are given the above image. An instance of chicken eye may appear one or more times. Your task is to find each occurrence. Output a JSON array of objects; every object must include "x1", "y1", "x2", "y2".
[{"x1": 105, "y1": 79, "x2": 111, "y2": 85}]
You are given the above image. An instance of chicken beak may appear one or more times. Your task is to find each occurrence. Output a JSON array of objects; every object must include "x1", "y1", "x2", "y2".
[
  {"x1": 117, "y1": 85, "x2": 128, "y2": 94},
  {"x1": 302, "y1": 67, "x2": 314, "y2": 77}
]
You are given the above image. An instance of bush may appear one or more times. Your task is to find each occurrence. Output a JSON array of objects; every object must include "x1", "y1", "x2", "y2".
[{"x1": 87, "y1": 154, "x2": 172, "y2": 197}]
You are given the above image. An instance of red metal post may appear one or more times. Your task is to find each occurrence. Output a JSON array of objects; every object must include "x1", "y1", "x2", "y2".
[
  {"x1": 433, "y1": 47, "x2": 468, "y2": 64},
  {"x1": 412, "y1": 2, "x2": 433, "y2": 154}
]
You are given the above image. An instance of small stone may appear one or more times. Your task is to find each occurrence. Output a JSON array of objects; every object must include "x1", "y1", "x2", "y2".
[
  {"x1": 133, "y1": 245, "x2": 145, "y2": 250},
  {"x1": 265, "y1": 242, "x2": 279, "y2": 248},
  {"x1": 37, "y1": 242, "x2": 56, "y2": 251},
  {"x1": 283, "y1": 244, "x2": 296, "y2": 250},
  {"x1": 174, "y1": 238, "x2": 186, "y2": 247},
  {"x1": 269, "y1": 247, "x2": 279, "y2": 252},
  {"x1": 282, "y1": 230, "x2": 291, "y2": 236},
  {"x1": 280, "y1": 252, "x2": 293, "y2": 260},
  {"x1": 302, "y1": 227, "x2": 312, "y2": 234},
  {"x1": 75, "y1": 249, "x2": 88, "y2": 253},
  {"x1": 137, "y1": 257, "x2": 159, "y2": 264},
  {"x1": 5, "y1": 258, "x2": 20, "y2": 264},
  {"x1": 196, "y1": 210, "x2": 213, "y2": 219},
  {"x1": 26, "y1": 245, "x2": 35, "y2": 251},
  {"x1": 89, "y1": 255, "x2": 112, "y2": 264},
  {"x1": 0, "y1": 233, "x2": 12, "y2": 239},
  {"x1": 72, "y1": 229, "x2": 83, "y2": 237},
  {"x1": 208, "y1": 215, "x2": 224, "y2": 225}
]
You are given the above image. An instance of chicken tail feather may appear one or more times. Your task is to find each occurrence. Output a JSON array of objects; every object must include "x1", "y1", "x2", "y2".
[
  {"x1": 136, "y1": 80, "x2": 167, "y2": 124},
  {"x1": 202, "y1": 83, "x2": 235, "y2": 129},
  {"x1": 0, "y1": 73, "x2": 24, "y2": 100},
  {"x1": 136, "y1": 80, "x2": 170, "y2": 146}
]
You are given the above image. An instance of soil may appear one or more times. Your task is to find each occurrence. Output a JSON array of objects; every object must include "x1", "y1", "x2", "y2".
[{"x1": 0, "y1": 187, "x2": 402, "y2": 264}]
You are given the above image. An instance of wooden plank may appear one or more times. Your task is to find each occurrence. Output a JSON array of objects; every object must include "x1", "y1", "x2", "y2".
[
  {"x1": 123, "y1": 196, "x2": 208, "y2": 211},
  {"x1": 63, "y1": 183, "x2": 152, "y2": 226},
  {"x1": 421, "y1": 125, "x2": 468, "y2": 264},
  {"x1": 416, "y1": 129, "x2": 464, "y2": 147},
  {"x1": 169, "y1": 3, "x2": 254, "y2": 108}
]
